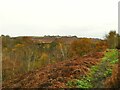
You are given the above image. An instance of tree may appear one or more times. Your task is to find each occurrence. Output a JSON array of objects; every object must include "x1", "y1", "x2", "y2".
[
  {"x1": 105, "y1": 31, "x2": 118, "y2": 49},
  {"x1": 116, "y1": 34, "x2": 120, "y2": 49}
]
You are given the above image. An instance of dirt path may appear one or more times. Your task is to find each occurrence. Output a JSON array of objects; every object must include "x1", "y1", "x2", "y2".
[{"x1": 3, "y1": 52, "x2": 104, "y2": 88}]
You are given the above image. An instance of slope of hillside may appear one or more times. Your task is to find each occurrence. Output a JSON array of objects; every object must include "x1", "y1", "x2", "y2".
[{"x1": 2, "y1": 52, "x2": 104, "y2": 88}]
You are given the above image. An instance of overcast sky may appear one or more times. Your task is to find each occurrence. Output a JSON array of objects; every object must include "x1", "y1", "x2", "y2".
[{"x1": 0, "y1": 0, "x2": 119, "y2": 39}]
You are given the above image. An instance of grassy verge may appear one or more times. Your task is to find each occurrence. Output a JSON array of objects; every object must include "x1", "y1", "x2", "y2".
[{"x1": 66, "y1": 49, "x2": 118, "y2": 88}]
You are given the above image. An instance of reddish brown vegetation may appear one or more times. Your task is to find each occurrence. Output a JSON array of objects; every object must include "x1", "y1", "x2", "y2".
[
  {"x1": 70, "y1": 38, "x2": 107, "y2": 56},
  {"x1": 2, "y1": 52, "x2": 104, "y2": 88},
  {"x1": 104, "y1": 64, "x2": 120, "y2": 88}
]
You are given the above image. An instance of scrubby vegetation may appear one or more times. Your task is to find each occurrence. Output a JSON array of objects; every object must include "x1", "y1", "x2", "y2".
[
  {"x1": 2, "y1": 35, "x2": 107, "y2": 81},
  {"x1": 1, "y1": 30, "x2": 120, "y2": 88},
  {"x1": 66, "y1": 49, "x2": 118, "y2": 88}
]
